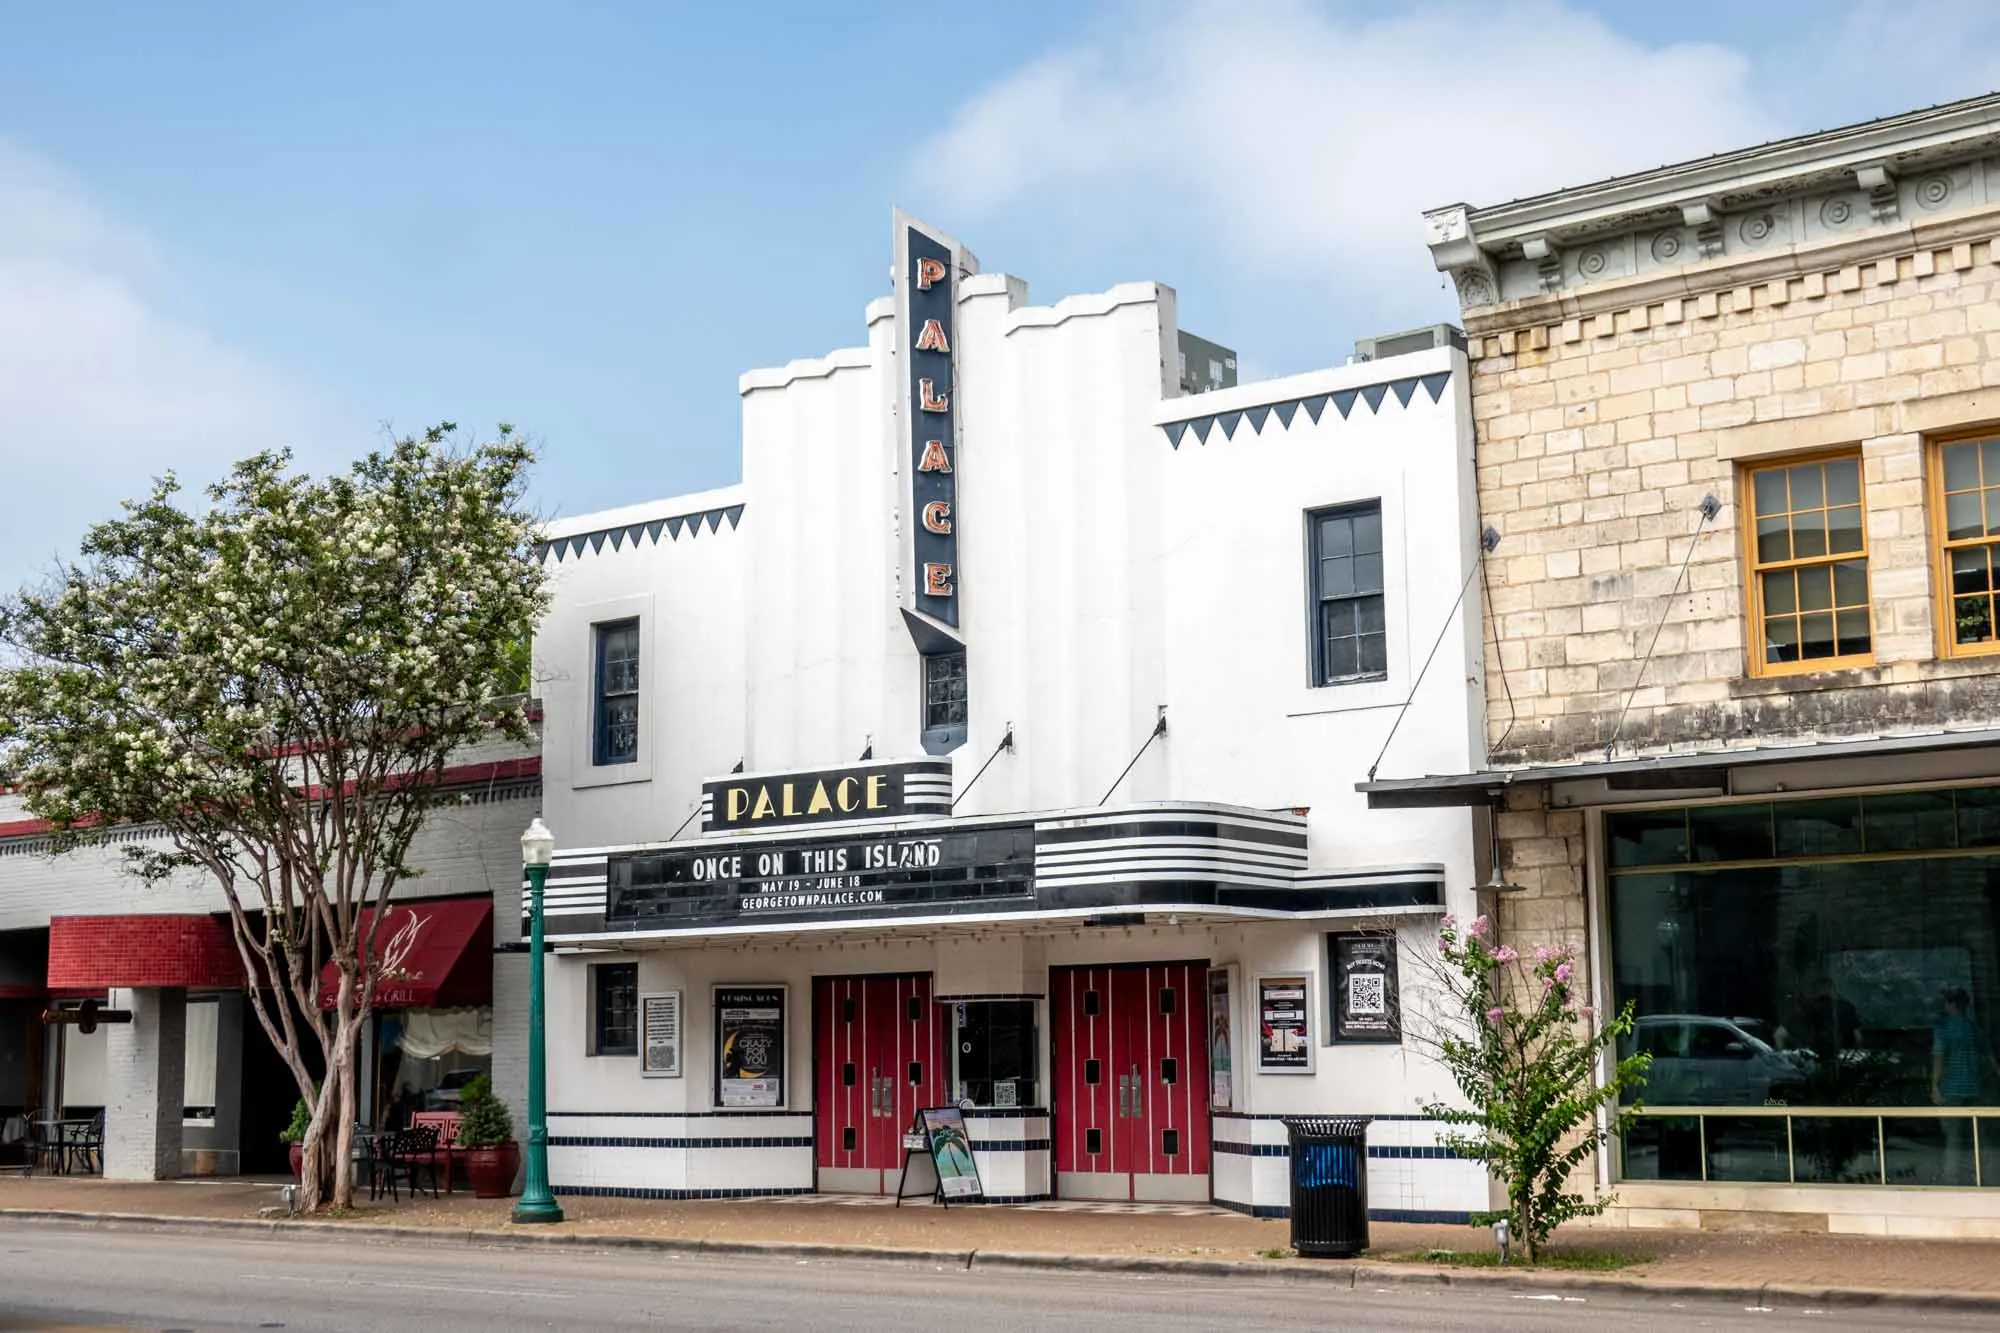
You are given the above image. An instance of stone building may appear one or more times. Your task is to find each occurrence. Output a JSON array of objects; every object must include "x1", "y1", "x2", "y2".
[{"x1": 1370, "y1": 94, "x2": 2000, "y2": 1233}]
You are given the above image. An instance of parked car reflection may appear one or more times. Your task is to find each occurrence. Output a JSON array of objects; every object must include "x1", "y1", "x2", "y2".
[{"x1": 1628, "y1": 1015, "x2": 1813, "y2": 1105}]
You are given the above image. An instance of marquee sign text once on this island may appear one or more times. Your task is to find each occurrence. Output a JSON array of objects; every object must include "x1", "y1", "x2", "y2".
[{"x1": 607, "y1": 823, "x2": 1037, "y2": 927}]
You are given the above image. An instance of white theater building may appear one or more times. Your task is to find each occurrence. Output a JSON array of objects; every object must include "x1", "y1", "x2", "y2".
[{"x1": 522, "y1": 214, "x2": 1492, "y2": 1219}]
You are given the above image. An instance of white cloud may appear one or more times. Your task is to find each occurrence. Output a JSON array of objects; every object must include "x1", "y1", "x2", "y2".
[
  {"x1": 0, "y1": 142, "x2": 351, "y2": 593},
  {"x1": 914, "y1": 1, "x2": 1788, "y2": 317}
]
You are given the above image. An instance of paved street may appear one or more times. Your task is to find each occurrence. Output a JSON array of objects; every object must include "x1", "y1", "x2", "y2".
[{"x1": 0, "y1": 1221, "x2": 1990, "y2": 1333}]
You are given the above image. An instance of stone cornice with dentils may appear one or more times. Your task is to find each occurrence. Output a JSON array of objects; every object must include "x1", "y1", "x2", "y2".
[
  {"x1": 1454, "y1": 206, "x2": 2000, "y2": 361},
  {"x1": 1426, "y1": 92, "x2": 2000, "y2": 329}
]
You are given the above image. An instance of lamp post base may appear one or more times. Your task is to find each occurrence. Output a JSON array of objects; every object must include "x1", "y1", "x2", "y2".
[{"x1": 511, "y1": 1196, "x2": 565, "y2": 1225}]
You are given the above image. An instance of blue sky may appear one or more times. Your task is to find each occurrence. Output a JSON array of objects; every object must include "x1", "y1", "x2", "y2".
[{"x1": 3, "y1": 1, "x2": 1999, "y2": 590}]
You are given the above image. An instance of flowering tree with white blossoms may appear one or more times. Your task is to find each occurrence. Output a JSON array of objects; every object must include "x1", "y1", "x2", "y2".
[
  {"x1": 0, "y1": 428, "x2": 546, "y2": 1210},
  {"x1": 1418, "y1": 915, "x2": 1651, "y2": 1263}
]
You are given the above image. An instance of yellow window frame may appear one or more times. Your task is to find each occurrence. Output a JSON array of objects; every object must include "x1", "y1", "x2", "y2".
[
  {"x1": 1740, "y1": 449, "x2": 1874, "y2": 678},
  {"x1": 1930, "y1": 431, "x2": 2000, "y2": 659}
]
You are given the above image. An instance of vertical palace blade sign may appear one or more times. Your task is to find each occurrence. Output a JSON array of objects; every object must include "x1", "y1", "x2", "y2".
[{"x1": 895, "y1": 212, "x2": 971, "y2": 635}]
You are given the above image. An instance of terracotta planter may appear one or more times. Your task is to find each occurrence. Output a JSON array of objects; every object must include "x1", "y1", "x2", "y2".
[
  {"x1": 464, "y1": 1142, "x2": 520, "y2": 1199},
  {"x1": 288, "y1": 1142, "x2": 304, "y2": 1180}
]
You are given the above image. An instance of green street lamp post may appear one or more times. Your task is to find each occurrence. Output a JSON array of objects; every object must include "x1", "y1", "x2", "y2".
[{"x1": 512, "y1": 816, "x2": 564, "y2": 1224}]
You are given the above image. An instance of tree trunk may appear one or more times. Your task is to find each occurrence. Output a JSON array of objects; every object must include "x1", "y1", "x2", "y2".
[
  {"x1": 298, "y1": 1071, "x2": 341, "y2": 1213},
  {"x1": 330, "y1": 1007, "x2": 364, "y2": 1210}
]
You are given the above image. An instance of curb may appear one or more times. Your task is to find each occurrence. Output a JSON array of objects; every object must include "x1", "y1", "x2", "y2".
[{"x1": 4, "y1": 1207, "x2": 1999, "y2": 1314}]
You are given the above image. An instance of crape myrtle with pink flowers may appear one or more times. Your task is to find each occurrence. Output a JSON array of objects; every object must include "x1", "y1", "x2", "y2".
[{"x1": 1418, "y1": 913, "x2": 1651, "y2": 1262}]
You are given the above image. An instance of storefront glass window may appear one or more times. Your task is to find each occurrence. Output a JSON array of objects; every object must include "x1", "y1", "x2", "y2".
[
  {"x1": 949, "y1": 1000, "x2": 1037, "y2": 1109},
  {"x1": 1609, "y1": 786, "x2": 2000, "y2": 1186},
  {"x1": 183, "y1": 997, "x2": 218, "y2": 1123},
  {"x1": 374, "y1": 1006, "x2": 493, "y2": 1126}
]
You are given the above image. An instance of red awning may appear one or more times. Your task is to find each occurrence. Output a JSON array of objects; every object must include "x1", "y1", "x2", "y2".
[{"x1": 319, "y1": 897, "x2": 493, "y2": 1011}]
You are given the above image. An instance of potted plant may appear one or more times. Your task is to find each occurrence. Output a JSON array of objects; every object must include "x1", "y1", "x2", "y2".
[
  {"x1": 454, "y1": 1074, "x2": 520, "y2": 1200},
  {"x1": 280, "y1": 1096, "x2": 312, "y2": 1180}
]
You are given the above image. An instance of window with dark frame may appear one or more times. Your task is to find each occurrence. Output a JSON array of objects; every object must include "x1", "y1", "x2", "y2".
[
  {"x1": 593, "y1": 619, "x2": 641, "y2": 765},
  {"x1": 1310, "y1": 503, "x2": 1387, "y2": 685},
  {"x1": 922, "y1": 650, "x2": 967, "y2": 733},
  {"x1": 592, "y1": 962, "x2": 639, "y2": 1056}
]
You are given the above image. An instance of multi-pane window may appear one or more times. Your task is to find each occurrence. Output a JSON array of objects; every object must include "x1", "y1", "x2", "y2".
[
  {"x1": 593, "y1": 619, "x2": 640, "y2": 766},
  {"x1": 1937, "y1": 436, "x2": 2000, "y2": 654},
  {"x1": 592, "y1": 962, "x2": 638, "y2": 1057},
  {"x1": 923, "y1": 651, "x2": 967, "y2": 732},
  {"x1": 1310, "y1": 503, "x2": 1386, "y2": 685},
  {"x1": 1745, "y1": 455, "x2": 1871, "y2": 672}
]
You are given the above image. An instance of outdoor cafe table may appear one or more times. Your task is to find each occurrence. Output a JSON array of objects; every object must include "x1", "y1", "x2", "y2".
[{"x1": 33, "y1": 1119, "x2": 97, "y2": 1175}]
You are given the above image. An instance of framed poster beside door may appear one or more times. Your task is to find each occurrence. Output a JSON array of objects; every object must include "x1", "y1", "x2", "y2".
[
  {"x1": 1329, "y1": 933, "x2": 1401, "y2": 1044},
  {"x1": 715, "y1": 985, "x2": 787, "y2": 1107},
  {"x1": 641, "y1": 990, "x2": 684, "y2": 1077},
  {"x1": 1256, "y1": 973, "x2": 1314, "y2": 1073},
  {"x1": 1207, "y1": 966, "x2": 1236, "y2": 1110}
]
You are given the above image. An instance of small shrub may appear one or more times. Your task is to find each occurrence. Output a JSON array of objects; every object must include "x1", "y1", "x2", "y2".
[
  {"x1": 454, "y1": 1074, "x2": 514, "y2": 1148},
  {"x1": 1417, "y1": 915, "x2": 1652, "y2": 1263},
  {"x1": 279, "y1": 1096, "x2": 313, "y2": 1144}
]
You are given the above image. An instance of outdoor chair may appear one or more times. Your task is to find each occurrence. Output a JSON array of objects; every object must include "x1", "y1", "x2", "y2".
[
  {"x1": 369, "y1": 1125, "x2": 442, "y2": 1203},
  {"x1": 409, "y1": 1111, "x2": 462, "y2": 1193},
  {"x1": 66, "y1": 1113, "x2": 104, "y2": 1175}
]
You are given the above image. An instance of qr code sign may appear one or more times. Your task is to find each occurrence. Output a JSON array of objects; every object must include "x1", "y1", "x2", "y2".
[{"x1": 1348, "y1": 974, "x2": 1387, "y2": 1016}]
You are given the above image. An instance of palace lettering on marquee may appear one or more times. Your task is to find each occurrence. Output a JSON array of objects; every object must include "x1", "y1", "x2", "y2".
[{"x1": 904, "y1": 226, "x2": 959, "y2": 624}]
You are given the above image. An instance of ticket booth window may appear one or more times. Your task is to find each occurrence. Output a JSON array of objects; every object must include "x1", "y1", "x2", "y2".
[{"x1": 950, "y1": 1000, "x2": 1037, "y2": 1109}]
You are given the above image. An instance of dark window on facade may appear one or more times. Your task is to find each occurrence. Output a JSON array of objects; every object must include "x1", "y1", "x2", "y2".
[
  {"x1": 921, "y1": 649, "x2": 967, "y2": 753},
  {"x1": 593, "y1": 619, "x2": 640, "y2": 766},
  {"x1": 924, "y1": 651, "x2": 967, "y2": 730},
  {"x1": 1310, "y1": 503, "x2": 1386, "y2": 685},
  {"x1": 952, "y1": 999, "x2": 1037, "y2": 1108},
  {"x1": 592, "y1": 962, "x2": 639, "y2": 1056}
]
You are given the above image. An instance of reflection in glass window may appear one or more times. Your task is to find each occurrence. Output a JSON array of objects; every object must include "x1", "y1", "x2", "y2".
[
  {"x1": 1609, "y1": 786, "x2": 2000, "y2": 1186},
  {"x1": 950, "y1": 999, "x2": 1037, "y2": 1108}
]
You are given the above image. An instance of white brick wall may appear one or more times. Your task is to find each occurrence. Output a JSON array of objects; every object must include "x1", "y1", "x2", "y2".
[{"x1": 102, "y1": 987, "x2": 184, "y2": 1181}]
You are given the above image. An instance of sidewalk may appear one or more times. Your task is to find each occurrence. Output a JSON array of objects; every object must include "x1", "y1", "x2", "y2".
[{"x1": 8, "y1": 1175, "x2": 2000, "y2": 1309}]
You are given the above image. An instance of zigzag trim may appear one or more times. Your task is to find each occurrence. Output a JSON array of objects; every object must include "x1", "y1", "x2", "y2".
[
  {"x1": 535, "y1": 505, "x2": 745, "y2": 564},
  {"x1": 1160, "y1": 370, "x2": 1452, "y2": 450}
]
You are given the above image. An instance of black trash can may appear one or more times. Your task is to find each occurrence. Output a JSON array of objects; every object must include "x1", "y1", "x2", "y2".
[{"x1": 1282, "y1": 1116, "x2": 1369, "y2": 1257}]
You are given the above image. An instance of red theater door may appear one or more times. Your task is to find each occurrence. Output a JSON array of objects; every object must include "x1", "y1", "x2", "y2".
[
  {"x1": 1052, "y1": 962, "x2": 1210, "y2": 1201},
  {"x1": 812, "y1": 974, "x2": 944, "y2": 1194}
]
